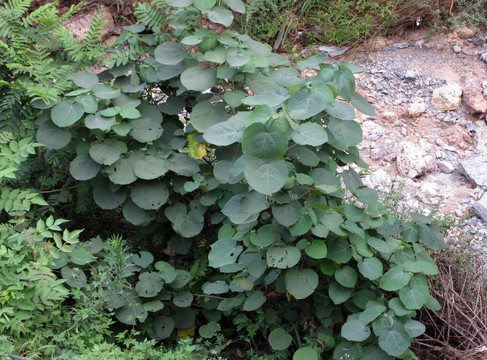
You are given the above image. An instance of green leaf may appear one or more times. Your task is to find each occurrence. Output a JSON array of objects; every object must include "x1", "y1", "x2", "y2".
[
  {"x1": 287, "y1": 88, "x2": 329, "y2": 120},
  {"x1": 305, "y1": 239, "x2": 327, "y2": 259},
  {"x1": 123, "y1": 199, "x2": 155, "y2": 226},
  {"x1": 69, "y1": 155, "x2": 101, "y2": 180},
  {"x1": 333, "y1": 342, "x2": 361, "y2": 360},
  {"x1": 85, "y1": 113, "x2": 115, "y2": 131},
  {"x1": 310, "y1": 168, "x2": 341, "y2": 194},
  {"x1": 207, "y1": 6, "x2": 234, "y2": 26},
  {"x1": 169, "y1": 270, "x2": 191, "y2": 289},
  {"x1": 191, "y1": 101, "x2": 227, "y2": 133},
  {"x1": 157, "y1": 63, "x2": 184, "y2": 81},
  {"x1": 362, "y1": 346, "x2": 392, "y2": 360},
  {"x1": 342, "y1": 169, "x2": 363, "y2": 194},
  {"x1": 341, "y1": 319, "x2": 371, "y2": 341},
  {"x1": 61, "y1": 266, "x2": 87, "y2": 288},
  {"x1": 208, "y1": 238, "x2": 243, "y2": 268},
  {"x1": 89, "y1": 139, "x2": 122, "y2": 165},
  {"x1": 351, "y1": 91, "x2": 376, "y2": 116},
  {"x1": 203, "y1": 281, "x2": 229, "y2": 294},
  {"x1": 69, "y1": 71, "x2": 98, "y2": 88},
  {"x1": 327, "y1": 238, "x2": 352, "y2": 263},
  {"x1": 165, "y1": 0, "x2": 192, "y2": 6},
  {"x1": 357, "y1": 257, "x2": 383, "y2": 280},
  {"x1": 51, "y1": 100, "x2": 85, "y2": 127},
  {"x1": 36, "y1": 121, "x2": 71, "y2": 149},
  {"x1": 136, "y1": 272, "x2": 164, "y2": 297},
  {"x1": 404, "y1": 320, "x2": 425, "y2": 338},
  {"x1": 292, "y1": 348, "x2": 319, "y2": 360},
  {"x1": 325, "y1": 100, "x2": 356, "y2": 120},
  {"x1": 425, "y1": 295, "x2": 441, "y2": 311},
  {"x1": 379, "y1": 267, "x2": 411, "y2": 291},
  {"x1": 120, "y1": 105, "x2": 141, "y2": 119},
  {"x1": 181, "y1": 66, "x2": 217, "y2": 91},
  {"x1": 297, "y1": 53, "x2": 328, "y2": 70},
  {"x1": 399, "y1": 274, "x2": 429, "y2": 310},
  {"x1": 244, "y1": 157, "x2": 288, "y2": 195},
  {"x1": 91, "y1": 84, "x2": 120, "y2": 99},
  {"x1": 70, "y1": 247, "x2": 96, "y2": 265},
  {"x1": 154, "y1": 42, "x2": 186, "y2": 65},
  {"x1": 133, "y1": 153, "x2": 169, "y2": 180},
  {"x1": 203, "y1": 116, "x2": 246, "y2": 146},
  {"x1": 240, "y1": 191, "x2": 268, "y2": 213},
  {"x1": 359, "y1": 304, "x2": 386, "y2": 323},
  {"x1": 116, "y1": 302, "x2": 148, "y2": 325},
  {"x1": 130, "y1": 105, "x2": 163, "y2": 143},
  {"x1": 327, "y1": 118, "x2": 362, "y2": 147},
  {"x1": 222, "y1": 0, "x2": 245, "y2": 13},
  {"x1": 269, "y1": 328, "x2": 292, "y2": 351},
  {"x1": 107, "y1": 157, "x2": 137, "y2": 185},
  {"x1": 285, "y1": 268, "x2": 319, "y2": 300},
  {"x1": 132, "y1": 251, "x2": 154, "y2": 268},
  {"x1": 265, "y1": 244, "x2": 300, "y2": 269},
  {"x1": 242, "y1": 290, "x2": 266, "y2": 311},
  {"x1": 77, "y1": 94, "x2": 98, "y2": 113},
  {"x1": 222, "y1": 194, "x2": 259, "y2": 224},
  {"x1": 291, "y1": 122, "x2": 328, "y2": 146},
  {"x1": 93, "y1": 180, "x2": 127, "y2": 209},
  {"x1": 250, "y1": 225, "x2": 276, "y2": 247},
  {"x1": 329, "y1": 281, "x2": 352, "y2": 304},
  {"x1": 242, "y1": 123, "x2": 288, "y2": 159},
  {"x1": 375, "y1": 319, "x2": 411, "y2": 357},
  {"x1": 130, "y1": 181, "x2": 169, "y2": 210},
  {"x1": 194, "y1": 0, "x2": 216, "y2": 10},
  {"x1": 143, "y1": 300, "x2": 164, "y2": 312},
  {"x1": 357, "y1": 187, "x2": 379, "y2": 205},
  {"x1": 173, "y1": 291, "x2": 193, "y2": 307},
  {"x1": 334, "y1": 266, "x2": 357, "y2": 288},
  {"x1": 272, "y1": 201, "x2": 302, "y2": 226},
  {"x1": 223, "y1": 90, "x2": 245, "y2": 107},
  {"x1": 153, "y1": 316, "x2": 175, "y2": 340},
  {"x1": 199, "y1": 322, "x2": 221, "y2": 338},
  {"x1": 419, "y1": 223, "x2": 446, "y2": 249}
]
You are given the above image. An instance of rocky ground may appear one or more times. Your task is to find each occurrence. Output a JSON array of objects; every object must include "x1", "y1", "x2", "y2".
[{"x1": 318, "y1": 27, "x2": 487, "y2": 256}]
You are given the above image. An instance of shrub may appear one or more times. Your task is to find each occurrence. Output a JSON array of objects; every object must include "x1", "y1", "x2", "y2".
[{"x1": 10, "y1": 0, "x2": 448, "y2": 358}]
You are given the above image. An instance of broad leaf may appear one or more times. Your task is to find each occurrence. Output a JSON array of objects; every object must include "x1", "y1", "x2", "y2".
[
  {"x1": 207, "y1": 6, "x2": 234, "y2": 27},
  {"x1": 51, "y1": 100, "x2": 84, "y2": 127},
  {"x1": 69, "y1": 155, "x2": 101, "y2": 180},
  {"x1": 154, "y1": 42, "x2": 186, "y2": 65},
  {"x1": 285, "y1": 268, "x2": 318, "y2": 300},
  {"x1": 181, "y1": 66, "x2": 217, "y2": 91},
  {"x1": 242, "y1": 123, "x2": 288, "y2": 159},
  {"x1": 244, "y1": 157, "x2": 288, "y2": 195},
  {"x1": 89, "y1": 139, "x2": 122, "y2": 165}
]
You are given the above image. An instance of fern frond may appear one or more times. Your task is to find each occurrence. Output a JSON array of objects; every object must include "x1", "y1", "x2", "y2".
[
  {"x1": 22, "y1": 2, "x2": 57, "y2": 27},
  {"x1": 134, "y1": 3, "x2": 166, "y2": 33},
  {"x1": 59, "y1": 2, "x2": 85, "y2": 23},
  {"x1": 83, "y1": 6, "x2": 109, "y2": 48},
  {"x1": 0, "y1": 131, "x2": 14, "y2": 144},
  {"x1": 4, "y1": 0, "x2": 32, "y2": 19}
]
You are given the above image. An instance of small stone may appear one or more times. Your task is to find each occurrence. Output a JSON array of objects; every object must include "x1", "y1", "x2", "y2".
[
  {"x1": 404, "y1": 70, "x2": 418, "y2": 81},
  {"x1": 407, "y1": 102, "x2": 426, "y2": 117},
  {"x1": 472, "y1": 194, "x2": 487, "y2": 223},
  {"x1": 437, "y1": 160, "x2": 455, "y2": 174},
  {"x1": 473, "y1": 36, "x2": 487, "y2": 46},
  {"x1": 431, "y1": 83, "x2": 463, "y2": 111},
  {"x1": 453, "y1": 45, "x2": 462, "y2": 53},
  {"x1": 460, "y1": 73, "x2": 487, "y2": 113},
  {"x1": 456, "y1": 27, "x2": 475, "y2": 39},
  {"x1": 460, "y1": 154, "x2": 487, "y2": 187},
  {"x1": 481, "y1": 52, "x2": 487, "y2": 63}
]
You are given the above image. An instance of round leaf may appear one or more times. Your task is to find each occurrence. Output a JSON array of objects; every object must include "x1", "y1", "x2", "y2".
[
  {"x1": 266, "y1": 246, "x2": 301, "y2": 269},
  {"x1": 130, "y1": 181, "x2": 169, "y2": 210},
  {"x1": 89, "y1": 139, "x2": 122, "y2": 165},
  {"x1": 191, "y1": 101, "x2": 227, "y2": 133},
  {"x1": 293, "y1": 347, "x2": 319, "y2": 360},
  {"x1": 154, "y1": 42, "x2": 186, "y2": 65},
  {"x1": 379, "y1": 267, "x2": 411, "y2": 292},
  {"x1": 334, "y1": 266, "x2": 357, "y2": 288},
  {"x1": 135, "y1": 272, "x2": 164, "y2": 298},
  {"x1": 93, "y1": 180, "x2": 127, "y2": 209},
  {"x1": 199, "y1": 322, "x2": 221, "y2": 338},
  {"x1": 358, "y1": 257, "x2": 383, "y2": 280},
  {"x1": 69, "y1": 71, "x2": 99, "y2": 88},
  {"x1": 61, "y1": 266, "x2": 87, "y2": 288},
  {"x1": 69, "y1": 155, "x2": 101, "y2": 180},
  {"x1": 242, "y1": 290, "x2": 266, "y2": 311},
  {"x1": 153, "y1": 316, "x2": 175, "y2": 340},
  {"x1": 123, "y1": 199, "x2": 155, "y2": 226},
  {"x1": 91, "y1": 84, "x2": 120, "y2": 99},
  {"x1": 132, "y1": 251, "x2": 154, "y2": 268},
  {"x1": 244, "y1": 157, "x2": 288, "y2": 195},
  {"x1": 51, "y1": 100, "x2": 84, "y2": 127},
  {"x1": 242, "y1": 123, "x2": 288, "y2": 159},
  {"x1": 180, "y1": 66, "x2": 217, "y2": 91},
  {"x1": 341, "y1": 319, "x2": 371, "y2": 342},
  {"x1": 207, "y1": 6, "x2": 234, "y2": 27},
  {"x1": 173, "y1": 290, "x2": 193, "y2": 307},
  {"x1": 285, "y1": 268, "x2": 319, "y2": 300},
  {"x1": 291, "y1": 122, "x2": 328, "y2": 146},
  {"x1": 194, "y1": 0, "x2": 216, "y2": 10},
  {"x1": 305, "y1": 239, "x2": 327, "y2": 259},
  {"x1": 36, "y1": 121, "x2": 71, "y2": 149},
  {"x1": 85, "y1": 113, "x2": 115, "y2": 131},
  {"x1": 269, "y1": 328, "x2": 292, "y2": 351},
  {"x1": 115, "y1": 303, "x2": 148, "y2": 325},
  {"x1": 272, "y1": 201, "x2": 302, "y2": 226}
]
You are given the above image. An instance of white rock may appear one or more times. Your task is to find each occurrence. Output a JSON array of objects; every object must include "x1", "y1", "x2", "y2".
[
  {"x1": 396, "y1": 141, "x2": 435, "y2": 178},
  {"x1": 407, "y1": 102, "x2": 427, "y2": 117},
  {"x1": 474, "y1": 121, "x2": 487, "y2": 153},
  {"x1": 64, "y1": 8, "x2": 114, "y2": 41},
  {"x1": 363, "y1": 169, "x2": 392, "y2": 191},
  {"x1": 362, "y1": 121, "x2": 386, "y2": 141},
  {"x1": 437, "y1": 160, "x2": 455, "y2": 174},
  {"x1": 431, "y1": 83, "x2": 463, "y2": 111}
]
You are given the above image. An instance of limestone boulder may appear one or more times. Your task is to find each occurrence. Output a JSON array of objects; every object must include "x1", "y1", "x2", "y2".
[
  {"x1": 396, "y1": 141, "x2": 435, "y2": 178},
  {"x1": 460, "y1": 73, "x2": 487, "y2": 114},
  {"x1": 64, "y1": 8, "x2": 114, "y2": 41},
  {"x1": 431, "y1": 83, "x2": 462, "y2": 111}
]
